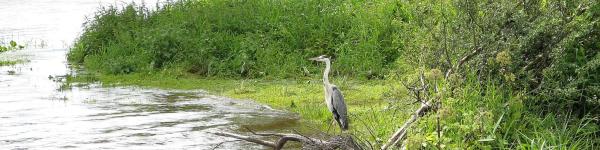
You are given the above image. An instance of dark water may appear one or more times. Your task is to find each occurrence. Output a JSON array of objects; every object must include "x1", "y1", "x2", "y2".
[{"x1": 0, "y1": 1, "x2": 298, "y2": 149}]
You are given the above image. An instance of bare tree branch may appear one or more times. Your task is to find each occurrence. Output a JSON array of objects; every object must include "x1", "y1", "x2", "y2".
[
  {"x1": 382, "y1": 72, "x2": 441, "y2": 150},
  {"x1": 445, "y1": 47, "x2": 482, "y2": 79},
  {"x1": 381, "y1": 101, "x2": 437, "y2": 150}
]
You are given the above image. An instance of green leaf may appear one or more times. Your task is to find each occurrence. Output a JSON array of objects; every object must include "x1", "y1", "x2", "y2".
[
  {"x1": 478, "y1": 138, "x2": 495, "y2": 142},
  {"x1": 492, "y1": 112, "x2": 504, "y2": 134}
]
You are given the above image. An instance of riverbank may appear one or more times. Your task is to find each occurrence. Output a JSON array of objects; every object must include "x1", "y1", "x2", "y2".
[{"x1": 69, "y1": 68, "x2": 600, "y2": 149}]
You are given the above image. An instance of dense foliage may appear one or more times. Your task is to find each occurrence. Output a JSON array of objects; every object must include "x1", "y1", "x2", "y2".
[
  {"x1": 398, "y1": 0, "x2": 600, "y2": 120},
  {"x1": 395, "y1": 0, "x2": 600, "y2": 148},
  {"x1": 69, "y1": 0, "x2": 599, "y2": 149},
  {"x1": 69, "y1": 0, "x2": 403, "y2": 78}
]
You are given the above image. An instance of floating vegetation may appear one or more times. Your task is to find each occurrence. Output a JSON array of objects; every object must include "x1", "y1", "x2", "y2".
[
  {"x1": 0, "y1": 40, "x2": 25, "y2": 53},
  {"x1": 0, "y1": 60, "x2": 22, "y2": 66}
]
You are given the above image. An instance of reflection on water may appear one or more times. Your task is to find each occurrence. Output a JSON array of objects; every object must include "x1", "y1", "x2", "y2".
[{"x1": 0, "y1": 0, "x2": 299, "y2": 149}]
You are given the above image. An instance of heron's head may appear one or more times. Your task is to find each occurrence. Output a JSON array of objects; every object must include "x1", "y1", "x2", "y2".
[{"x1": 309, "y1": 55, "x2": 329, "y2": 62}]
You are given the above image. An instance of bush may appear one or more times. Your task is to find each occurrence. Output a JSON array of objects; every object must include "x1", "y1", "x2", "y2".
[
  {"x1": 392, "y1": 0, "x2": 600, "y2": 118},
  {"x1": 388, "y1": 0, "x2": 600, "y2": 148}
]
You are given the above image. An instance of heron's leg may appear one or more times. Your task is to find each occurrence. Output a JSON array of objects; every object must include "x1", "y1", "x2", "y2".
[
  {"x1": 332, "y1": 120, "x2": 342, "y2": 134},
  {"x1": 325, "y1": 119, "x2": 336, "y2": 134},
  {"x1": 331, "y1": 120, "x2": 345, "y2": 134},
  {"x1": 325, "y1": 120, "x2": 332, "y2": 134}
]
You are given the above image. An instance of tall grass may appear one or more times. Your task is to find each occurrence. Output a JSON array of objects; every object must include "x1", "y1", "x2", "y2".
[
  {"x1": 69, "y1": 0, "x2": 404, "y2": 78},
  {"x1": 402, "y1": 74, "x2": 599, "y2": 149}
]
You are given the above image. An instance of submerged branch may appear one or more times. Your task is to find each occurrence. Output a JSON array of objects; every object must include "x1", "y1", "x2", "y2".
[{"x1": 214, "y1": 132, "x2": 278, "y2": 148}]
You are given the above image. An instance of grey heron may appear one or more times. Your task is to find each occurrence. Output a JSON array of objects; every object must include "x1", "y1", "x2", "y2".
[{"x1": 310, "y1": 55, "x2": 349, "y2": 131}]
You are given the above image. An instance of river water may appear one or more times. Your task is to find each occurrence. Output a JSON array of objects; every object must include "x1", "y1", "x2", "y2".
[{"x1": 0, "y1": 1, "x2": 298, "y2": 149}]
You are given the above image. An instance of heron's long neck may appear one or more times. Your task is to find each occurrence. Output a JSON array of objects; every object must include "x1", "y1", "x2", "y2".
[{"x1": 323, "y1": 60, "x2": 331, "y2": 86}]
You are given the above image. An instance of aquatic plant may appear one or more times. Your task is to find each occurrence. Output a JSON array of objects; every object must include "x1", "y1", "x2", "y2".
[{"x1": 0, "y1": 40, "x2": 25, "y2": 53}]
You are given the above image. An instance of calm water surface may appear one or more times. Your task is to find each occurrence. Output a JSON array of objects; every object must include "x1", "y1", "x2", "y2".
[{"x1": 0, "y1": 1, "x2": 298, "y2": 149}]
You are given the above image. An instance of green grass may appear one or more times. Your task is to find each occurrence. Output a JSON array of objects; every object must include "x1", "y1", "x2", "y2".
[{"x1": 407, "y1": 77, "x2": 599, "y2": 149}]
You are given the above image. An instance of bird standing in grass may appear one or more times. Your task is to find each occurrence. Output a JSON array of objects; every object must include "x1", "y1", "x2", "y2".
[{"x1": 310, "y1": 55, "x2": 349, "y2": 131}]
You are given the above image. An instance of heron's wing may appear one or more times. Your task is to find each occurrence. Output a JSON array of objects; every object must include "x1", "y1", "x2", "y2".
[
  {"x1": 331, "y1": 86, "x2": 347, "y2": 116},
  {"x1": 331, "y1": 86, "x2": 349, "y2": 130}
]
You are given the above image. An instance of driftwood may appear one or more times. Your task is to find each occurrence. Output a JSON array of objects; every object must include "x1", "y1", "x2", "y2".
[
  {"x1": 381, "y1": 101, "x2": 437, "y2": 150},
  {"x1": 384, "y1": 45, "x2": 480, "y2": 149},
  {"x1": 381, "y1": 72, "x2": 439, "y2": 150},
  {"x1": 213, "y1": 129, "x2": 361, "y2": 150},
  {"x1": 382, "y1": 46, "x2": 480, "y2": 149}
]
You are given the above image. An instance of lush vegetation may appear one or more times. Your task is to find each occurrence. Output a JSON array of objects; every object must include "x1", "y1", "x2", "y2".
[
  {"x1": 69, "y1": 0, "x2": 599, "y2": 149},
  {"x1": 68, "y1": 0, "x2": 402, "y2": 78}
]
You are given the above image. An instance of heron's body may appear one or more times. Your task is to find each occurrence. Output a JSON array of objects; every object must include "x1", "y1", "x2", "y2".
[{"x1": 312, "y1": 55, "x2": 349, "y2": 130}]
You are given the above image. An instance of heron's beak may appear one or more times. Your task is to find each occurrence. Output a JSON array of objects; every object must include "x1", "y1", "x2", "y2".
[{"x1": 309, "y1": 57, "x2": 320, "y2": 61}]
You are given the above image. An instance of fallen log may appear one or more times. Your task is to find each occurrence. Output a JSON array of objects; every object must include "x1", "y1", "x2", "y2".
[
  {"x1": 380, "y1": 101, "x2": 437, "y2": 150},
  {"x1": 382, "y1": 71, "x2": 440, "y2": 150}
]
